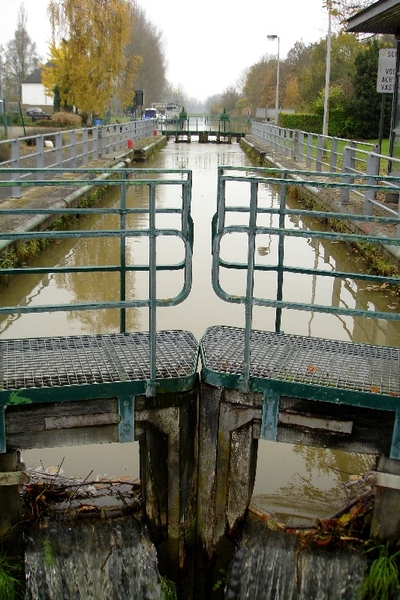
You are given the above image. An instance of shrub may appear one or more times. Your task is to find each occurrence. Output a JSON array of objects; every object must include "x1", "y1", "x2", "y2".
[
  {"x1": 279, "y1": 113, "x2": 323, "y2": 134},
  {"x1": 50, "y1": 112, "x2": 82, "y2": 128},
  {"x1": 0, "y1": 141, "x2": 10, "y2": 162}
]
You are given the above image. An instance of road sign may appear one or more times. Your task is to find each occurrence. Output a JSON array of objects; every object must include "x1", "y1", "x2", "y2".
[{"x1": 377, "y1": 48, "x2": 397, "y2": 93}]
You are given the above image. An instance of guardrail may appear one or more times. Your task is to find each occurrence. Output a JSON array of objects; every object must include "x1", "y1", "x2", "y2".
[
  {"x1": 251, "y1": 122, "x2": 400, "y2": 234},
  {"x1": 203, "y1": 166, "x2": 400, "y2": 458},
  {"x1": 158, "y1": 116, "x2": 251, "y2": 135},
  {"x1": 0, "y1": 168, "x2": 194, "y2": 385},
  {"x1": 0, "y1": 120, "x2": 155, "y2": 199}
]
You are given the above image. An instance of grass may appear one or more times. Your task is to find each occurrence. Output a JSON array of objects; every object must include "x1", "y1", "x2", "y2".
[
  {"x1": 359, "y1": 543, "x2": 400, "y2": 600},
  {"x1": 160, "y1": 576, "x2": 178, "y2": 600},
  {"x1": 0, "y1": 554, "x2": 23, "y2": 600}
]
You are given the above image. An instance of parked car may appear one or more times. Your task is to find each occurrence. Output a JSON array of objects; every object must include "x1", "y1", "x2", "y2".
[{"x1": 25, "y1": 107, "x2": 51, "y2": 121}]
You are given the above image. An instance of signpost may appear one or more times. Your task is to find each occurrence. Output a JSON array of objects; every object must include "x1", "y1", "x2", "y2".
[
  {"x1": 377, "y1": 48, "x2": 397, "y2": 151},
  {"x1": 377, "y1": 48, "x2": 396, "y2": 93}
]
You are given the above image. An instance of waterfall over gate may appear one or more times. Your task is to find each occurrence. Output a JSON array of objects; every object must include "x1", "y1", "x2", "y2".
[
  {"x1": 224, "y1": 515, "x2": 368, "y2": 600},
  {"x1": 25, "y1": 516, "x2": 163, "y2": 600}
]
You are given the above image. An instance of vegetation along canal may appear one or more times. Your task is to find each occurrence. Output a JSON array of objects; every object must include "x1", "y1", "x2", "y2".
[{"x1": 1, "y1": 138, "x2": 399, "y2": 526}]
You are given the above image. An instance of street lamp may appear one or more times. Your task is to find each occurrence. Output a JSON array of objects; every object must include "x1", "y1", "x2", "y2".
[
  {"x1": 322, "y1": 9, "x2": 332, "y2": 137},
  {"x1": 267, "y1": 35, "x2": 280, "y2": 124}
]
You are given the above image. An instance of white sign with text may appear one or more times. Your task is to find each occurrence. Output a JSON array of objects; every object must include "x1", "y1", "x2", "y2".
[{"x1": 377, "y1": 48, "x2": 397, "y2": 93}]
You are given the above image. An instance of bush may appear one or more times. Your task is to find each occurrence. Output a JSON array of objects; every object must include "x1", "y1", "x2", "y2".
[
  {"x1": 50, "y1": 112, "x2": 82, "y2": 128},
  {"x1": 278, "y1": 113, "x2": 323, "y2": 134},
  {"x1": 0, "y1": 141, "x2": 10, "y2": 162}
]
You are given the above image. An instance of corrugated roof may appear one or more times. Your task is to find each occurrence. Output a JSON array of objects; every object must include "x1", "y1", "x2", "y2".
[{"x1": 347, "y1": 0, "x2": 400, "y2": 34}]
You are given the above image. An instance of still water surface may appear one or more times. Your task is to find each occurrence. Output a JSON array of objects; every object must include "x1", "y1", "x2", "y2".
[{"x1": 2, "y1": 139, "x2": 399, "y2": 522}]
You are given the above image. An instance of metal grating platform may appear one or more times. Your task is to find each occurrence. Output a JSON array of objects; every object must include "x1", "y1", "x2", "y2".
[
  {"x1": 0, "y1": 330, "x2": 198, "y2": 390},
  {"x1": 200, "y1": 325, "x2": 400, "y2": 397}
]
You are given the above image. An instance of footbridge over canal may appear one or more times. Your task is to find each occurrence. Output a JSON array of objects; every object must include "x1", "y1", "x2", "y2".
[
  {"x1": 0, "y1": 165, "x2": 400, "y2": 596},
  {"x1": 158, "y1": 115, "x2": 251, "y2": 143}
]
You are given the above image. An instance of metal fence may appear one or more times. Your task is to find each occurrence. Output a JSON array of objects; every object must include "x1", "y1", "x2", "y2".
[
  {"x1": 0, "y1": 120, "x2": 155, "y2": 199},
  {"x1": 0, "y1": 168, "x2": 194, "y2": 399},
  {"x1": 202, "y1": 166, "x2": 400, "y2": 457},
  {"x1": 158, "y1": 116, "x2": 251, "y2": 136},
  {"x1": 251, "y1": 122, "x2": 400, "y2": 229}
]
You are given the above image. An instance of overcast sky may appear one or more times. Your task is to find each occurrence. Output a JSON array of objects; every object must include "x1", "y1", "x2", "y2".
[{"x1": 1, "y1": 0, "x2": 330, "y2": 101}]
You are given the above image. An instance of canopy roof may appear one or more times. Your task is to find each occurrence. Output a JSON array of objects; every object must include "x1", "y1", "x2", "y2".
[{"x1": 347, "y1": 0, "x2": 400, "y2": 34}]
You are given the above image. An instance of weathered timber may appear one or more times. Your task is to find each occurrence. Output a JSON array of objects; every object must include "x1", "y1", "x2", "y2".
[
  {"x1": 195, "y1": 382, "x2": 260, "y2": 598},
  {"x1": 136, "y1": 387, "x2": 198, "y2": 596},
  {"x1": 0, "y1": 451, "x2": 23, "y2": 535},
  {"x1": 274, "y1": 397, "x2": 395, "y2": 456},
  {"x1": 371, "y1": 456, "x2": 400, "y2": 542},
  {"x1": 5, "y1": 398, "x2": 122, "y2": 449}
]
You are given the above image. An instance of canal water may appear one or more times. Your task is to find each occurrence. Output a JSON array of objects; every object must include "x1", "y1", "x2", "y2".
[{"x1": 1, "y1": 137, "x2": 399, "y2": 524}]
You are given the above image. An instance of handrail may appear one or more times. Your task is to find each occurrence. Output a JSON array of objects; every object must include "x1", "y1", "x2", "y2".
[
  {"x1": 251, "y1": 122, "x2": 400, "y2": 237},
  {"x1": 213, "y1": 165, "x2": 400, "y2": 327},
  {"x1": 0, "y1": 120, "x2": 155, "y2": 198},
  {"x1": 0, "y1": 168, "x2": 194, "y2": 396}
]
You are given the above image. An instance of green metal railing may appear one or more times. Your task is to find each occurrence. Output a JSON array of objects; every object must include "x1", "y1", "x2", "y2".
[
  {"x1": 212, "y1": 166, "x2": 400, "y2": 336},
  {"x1": 158, "y1": 116, "x2": 251, "y2": 136},
  {"x1": 0, "y1": 167, "x2": 194, "y2": 395},
  {"x1": 203, "y1": 165, "x2": 400, "y2": 457}
]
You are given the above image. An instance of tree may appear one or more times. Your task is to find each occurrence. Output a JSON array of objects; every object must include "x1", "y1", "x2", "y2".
[
  {"x1": 298, "y1": 33, "x2": 360, "y2": 109},
  {"x1": 283, "y1": 41, "x2": 313, "y2": 110},
  {"x1": 243, "y1": 58, "x2": 277, "y2": 116},
  {"x1": 220, "y1": 86, "x2": 241, "y2": 113},
  {"x1": 346, "y1": 38, "x2": 393, "y2": 139},
  {"x1": 125, "y1": 2, "x2": 166, "y2": 108},
  {"x1": 323, "y1": 0, "x2": 376, "y2": 30},
  {"x1": 42, "y1": 0, "x2": 142, "y2": 116},
  {"x1": 3, "y1": 3, "x2": 40, "y2": 101}
]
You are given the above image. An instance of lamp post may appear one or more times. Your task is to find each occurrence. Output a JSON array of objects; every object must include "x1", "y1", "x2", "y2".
[
  {"x1": 322, "y1": 8, "x2": 332, "y2": 137},
  {"x1": 0, "y1": 54, "x2": 7, "y2": 138},
  {"x1": 267, "y1": 35, "x2": 280, "y2": 124}
]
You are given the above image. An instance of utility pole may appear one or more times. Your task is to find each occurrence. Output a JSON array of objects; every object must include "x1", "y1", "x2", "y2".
[
  {"x1": 267, "y1": 35, "x2": 280, "y2": 124},
  {"x1": 0, "y1": 53, "x2": 7, "y2": 138},
  {"x1": 322, "y1": 6, "x2": 332, "y2": 137}
]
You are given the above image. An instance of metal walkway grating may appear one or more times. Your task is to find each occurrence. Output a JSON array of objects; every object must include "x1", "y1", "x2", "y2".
[
  {"x1": 0, "y1": 330, "x2": 198, "y2": 390},
  {"x1": 200, "y1": 325, "x2": 400, "y2": 397}
]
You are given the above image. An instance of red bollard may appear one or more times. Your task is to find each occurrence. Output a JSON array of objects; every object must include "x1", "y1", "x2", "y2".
[{"x1": 127, "y1": 139, "x2": 134, "y2": 149}]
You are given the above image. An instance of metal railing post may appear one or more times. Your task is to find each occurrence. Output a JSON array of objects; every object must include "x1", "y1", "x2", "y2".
[
  {"x1": 316, "y1": 135, "x2": 324, "y2": 172},
  {"x1": 397, "y1": 200, "x2": 400, "y2": 240},
  {"x1": 292, "y1": 130, "x2": 299, "y2": 161},
  {"x1": 82, "y1": 128, "x2": 88, "y2": 166},
  {"x1": 119, "y1": 171, "x2": 127, "y2": 333},
  {"x1": 285, "y1": 129, "x2": 291, "y2": 157},
  {"x1": 55, "y1": 132, "x2": 62, "y2": 167},
  {"x1": 341, "y1": 144, "x2": 355, "y2": 205},
  {"x1": 70, "y1": 130, "x2": 77, "y2": 169},
  {"x1": 11, "y1": 139, "x2": 21, "y2": 198},
  {"x1": 92, "y1": 127, "x2": 99, "y2": 160},
  {"x1": 101, "y1": 126, "x2": 106, "y2": 158},
  {"x1": 364, "y1": 152, "x2": 380, "y2": 216},
  {"x1": 297, "y1": 130, "x2": 304, "y2": 163},
  {"x1": 36, "y1": 136, "x2": 44, "y2": 179},
  {"x1": 306, "y1": 133, "x2": 312, "y2": 169},
  {"x1": 330, "y1": 137, "x2": 338, "y2": 172}
]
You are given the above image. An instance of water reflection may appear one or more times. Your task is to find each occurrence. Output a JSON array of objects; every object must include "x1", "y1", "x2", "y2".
[{"x1": 1, "y1": 140, "x2": 398, "y2": 517}]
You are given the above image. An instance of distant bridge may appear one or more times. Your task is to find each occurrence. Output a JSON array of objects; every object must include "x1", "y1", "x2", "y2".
[{"x1": 158, "y1": 115, "x2": 251, "y2": 143}]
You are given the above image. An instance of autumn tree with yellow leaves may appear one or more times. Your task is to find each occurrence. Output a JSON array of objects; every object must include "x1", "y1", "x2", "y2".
[{"x1": 42, "y1": 0, "x2": 142, "y2": 116}]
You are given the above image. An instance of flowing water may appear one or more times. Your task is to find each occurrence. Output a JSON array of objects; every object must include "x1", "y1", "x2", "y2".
[
  {"x1": 2, "y1": 137, "x2": 399, "y2": 530},
  {"x1": 224, "y1": 515, "x2": 367, "y2": 600},
  {"x1": 25, "y1": 516, "x2": 163, "y2": 599}
]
